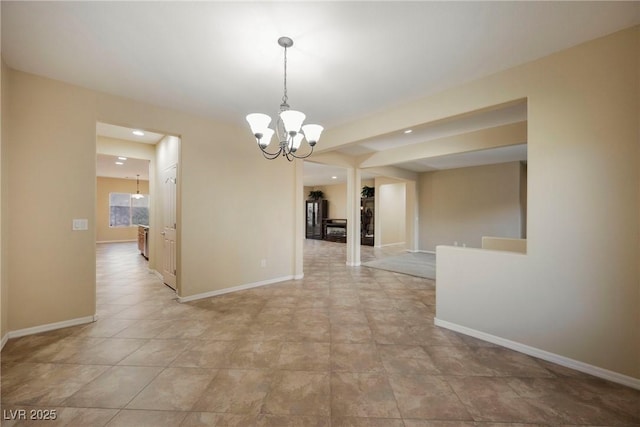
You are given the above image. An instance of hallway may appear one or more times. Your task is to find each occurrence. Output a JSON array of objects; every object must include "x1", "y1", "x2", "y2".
[{"x1": 1, "y1": 241, "x2": 638, "y2": 426}]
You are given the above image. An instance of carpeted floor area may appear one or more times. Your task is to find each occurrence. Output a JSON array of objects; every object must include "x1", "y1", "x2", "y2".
[{"x1": 362, "y1": 252, "x2": 436, "y2": 279}]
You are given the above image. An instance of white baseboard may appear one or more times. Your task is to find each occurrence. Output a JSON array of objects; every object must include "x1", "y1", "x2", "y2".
[
  {"x1": 434, "y1": 318, "x2": 640, "y2": 390},
  {"x1": 414, "y1": 249, "x2": 436, "y2": 254},
  {"x1": 177, "y1": 275, "x2": 296, "y2": 303},
  {"x1": 346, "y1": 261, "x2": 361, "y2": 267},
  {"x1": 379, "y1": 242, "x2": 406, "y2": 248},
  {"x1": 7, "y1": 315, "x2": 97, "y2": 340},
  {"x1": 294, "y1": 274, "x2": 304, "y2": 280},
  {"x1": 1, "y1": 332, "x2": 8, "y2": 350},
  {"x1": 96, "y1": 240, "x2": 137, "y2": 244}
]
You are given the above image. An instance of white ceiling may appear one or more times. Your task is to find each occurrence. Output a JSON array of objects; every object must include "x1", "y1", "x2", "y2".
[
  {"x1": 96, "y1": 123, "x2": 162, "y2": 180},
  {"x1": 334, "y1": 101, "x2": 528, "y2": 175},
  {"x1": 3, "y1": 2, "x2": 638, "y2": 185},
  {"x1": 304, "y1": 162, "x2": 351, "y2": 188},
  {"x1": 97, "y1": 122, "x2": 165, "y2": 145},
  {"x1": 397, "y1": 144, "x2": 528, "y2": 173},
  {"x1": 96, "y1": 154, "x2": 150, "y2": 181},
  {"x1": 346, "y1": 102, "x2": 527, "y2": 155}
]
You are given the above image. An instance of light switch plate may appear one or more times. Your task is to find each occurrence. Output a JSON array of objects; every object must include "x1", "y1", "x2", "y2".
[{"x1": 72, "y1": 219, "x2": 89, "y2": 231}]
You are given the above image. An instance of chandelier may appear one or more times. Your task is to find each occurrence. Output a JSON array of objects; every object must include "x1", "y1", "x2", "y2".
[
  {"x1": 246, "y1": 36, "x2": 323, "y2": 161},
  {"x1": 132, "y1": 174, "x2": 144, "y2": 199}
]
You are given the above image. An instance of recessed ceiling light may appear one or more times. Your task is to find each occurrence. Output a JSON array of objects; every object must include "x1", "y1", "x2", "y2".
[
  {"x1": 115, "y1": 161, "x2": 124, "y2": 165},
  {"x1": 331, "y1": 176, "x2": 337, "y2": 179},
  {"x1": 132, "y1": 130, "x2": 145, "y2": 136},
  {"x1": 118, "y1": 156, "x2": 127, "y2": 160},
  {"x1": 404, "y1": 129, "x2": 413, "y2": 134}
]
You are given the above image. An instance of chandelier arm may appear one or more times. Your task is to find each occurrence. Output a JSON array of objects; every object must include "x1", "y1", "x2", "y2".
[
  {"x1": 287, "y1": 144, "x2": 314, "y2": 160},
  {"x1": 255, "y1": 138, "x2": 283, "y2": 157},
  {"x1": 259, "y1": 145, "x2": 283, "y2": 160},
  {"x1": 264, "y1": 151, "x2": 281, "y2": 160}
]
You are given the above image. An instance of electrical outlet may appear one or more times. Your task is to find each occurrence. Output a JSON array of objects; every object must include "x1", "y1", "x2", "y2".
[{"x1": 260, "y1": 259, "x2": 267, "y2": 268}]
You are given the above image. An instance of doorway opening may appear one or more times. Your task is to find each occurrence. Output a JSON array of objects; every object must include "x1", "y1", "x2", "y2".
[{"x1": 95, "y1": 122, "x2": 181, "y2": 295}]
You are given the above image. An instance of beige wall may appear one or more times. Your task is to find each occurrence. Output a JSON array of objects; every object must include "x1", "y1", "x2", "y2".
[
  {"x1": 318, "y1": 183, "x2": 347, "y2": 219},
  {"x1": 96, "y1": 177, "x2": 150, "y2": 243},
  {"x1": 377, "y1": 180, "x2": 406, "y2": 246},
  {"x1": 324, "y1": 27, "x2": 639, "y2": 379},
  {"x1": 418, "y1": 162, "x2": 523, "y2": 251},
  {"x1": 6, "y1": 71, "x2": 98, "y2": 330},
  {"x1": 481, "y1": 236, "x2": 527, "y2": 254},
  {"x1": 0, "y1": 36, "x2": 7, "y2": 340},
  {"x1": 4, "y1": 68, "x2": 297, "y2": 331},
  {"x1": 431, "y1": 29, "x2": 638, "y2": 378}
]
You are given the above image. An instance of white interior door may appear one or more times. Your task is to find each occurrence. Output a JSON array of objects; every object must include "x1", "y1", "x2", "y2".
[{"x1": 162, "y1": 164, "x2": 177, "y2": 289}]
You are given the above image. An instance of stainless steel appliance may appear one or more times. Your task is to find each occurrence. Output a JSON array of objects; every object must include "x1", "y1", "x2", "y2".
[{"x1": 138, "y1": 225, "x2": 149, "y2": 259}]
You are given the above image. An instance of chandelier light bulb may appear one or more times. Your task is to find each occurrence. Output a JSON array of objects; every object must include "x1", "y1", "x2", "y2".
[
  {"x1": 258, "y1": 128, "x2": 275, "y2": 148},
  {"x1": 301, "y1": 124, "x2": 323, "y2": 146},
  {"x1": 246, "y1": 113, "x2": 271, "y2": 137},
  {"x1": 288, "y1": 133, "x2": 304, "y2": 152},
  {"x1": 280, "y1": 110, "x2": 306, "y2": 135}
]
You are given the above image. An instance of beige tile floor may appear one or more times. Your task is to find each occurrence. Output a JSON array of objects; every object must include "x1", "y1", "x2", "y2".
[{"x1": 1, "y1": 240, "x2": 639, "y2": 426}]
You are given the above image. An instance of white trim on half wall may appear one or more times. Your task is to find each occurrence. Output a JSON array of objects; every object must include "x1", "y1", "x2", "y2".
[{"x1": 435, "y1": 318, "x2": 640, "y2": 391}]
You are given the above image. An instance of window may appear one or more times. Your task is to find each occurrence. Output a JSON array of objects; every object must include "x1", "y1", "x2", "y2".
[{"x1": 109, "y1": 192, "x2": 149, "y2": 227}]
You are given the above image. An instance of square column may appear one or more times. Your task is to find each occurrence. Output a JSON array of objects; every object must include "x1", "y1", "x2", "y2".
[
  {"x1": 294, "y1": 159, "x2": 304, "y2": 278},
  {"x1": 346, "y1": 167, "x2": 361, "y2": 266}
]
